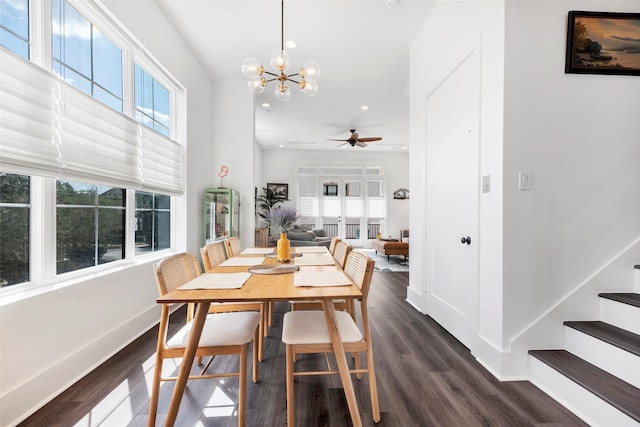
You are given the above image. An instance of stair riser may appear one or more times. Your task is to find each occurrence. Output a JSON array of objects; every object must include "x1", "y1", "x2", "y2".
[
  {"x1": 600, "y1": 299, "x2": 640, "y2": 336},
  {"x1": 529, "y1": 357, "x2": 639, "y2": 427},
  {"x1": 564, "y1": 327, "x2": 640, "y2": 389}
]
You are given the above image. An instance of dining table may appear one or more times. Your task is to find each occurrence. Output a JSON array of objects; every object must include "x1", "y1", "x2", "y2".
[{"x1": 155, "y1": 246, "x2": 367, "y2": 427}]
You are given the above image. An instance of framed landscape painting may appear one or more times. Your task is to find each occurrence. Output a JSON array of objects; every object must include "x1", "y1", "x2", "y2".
[
  {"x1": 565, "y1": 11, "x2": 640, "y2": 76},
  {"x1": 267, "y1": 183, "x2": 288, "y2": 200}
]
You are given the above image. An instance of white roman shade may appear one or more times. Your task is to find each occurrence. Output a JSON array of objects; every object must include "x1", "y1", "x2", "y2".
[{"x1": 0, "y1": 50, "x2": 183, "y2": 195}]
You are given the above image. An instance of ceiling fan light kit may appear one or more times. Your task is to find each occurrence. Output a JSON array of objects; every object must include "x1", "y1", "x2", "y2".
[
  {"x1": 241, "y1": 0, "x2": 320, "y2": 101},
  {"x1": 329, "y1": 129, "x2": 383, "y2": 148}
]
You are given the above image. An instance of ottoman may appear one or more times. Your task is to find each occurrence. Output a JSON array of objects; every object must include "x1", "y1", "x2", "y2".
[{"x1": 372, "y1": 239, "x2": 409, "y2": 261}]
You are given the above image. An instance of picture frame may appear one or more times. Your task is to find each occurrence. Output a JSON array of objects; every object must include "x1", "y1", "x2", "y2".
[
  {"x1": 565, "y1": 11, "x2": 640, "y2": 76},
  {"x1": 267, "y1": 183, "x2": 288, "y2": 200}
]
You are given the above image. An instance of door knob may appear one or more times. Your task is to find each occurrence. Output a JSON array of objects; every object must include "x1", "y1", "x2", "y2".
[{"x1": 461, "y1": 236, "x2": 471, "y2": 245}]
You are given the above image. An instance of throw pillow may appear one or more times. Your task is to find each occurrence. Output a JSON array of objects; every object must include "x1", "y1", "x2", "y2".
[{"x1": 312, "y1": 229, "x2": 327, "y2": 237}]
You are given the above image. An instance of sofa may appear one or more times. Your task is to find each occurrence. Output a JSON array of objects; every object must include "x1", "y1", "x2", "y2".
[{"x1": 286, "y1": 228, "x2": 332, "y2": 248}]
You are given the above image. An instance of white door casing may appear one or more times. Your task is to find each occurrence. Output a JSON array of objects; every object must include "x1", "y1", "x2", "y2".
[{"x1": 425, "y1": 48, "x2": 480, "y2": 352}]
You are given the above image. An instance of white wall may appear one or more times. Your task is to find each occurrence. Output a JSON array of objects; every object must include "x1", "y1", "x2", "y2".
[
  {"x1": 210, "y1": 81, "x2": 255, "y2": 249},
  {"x1": 0, "y1": 1, "x2": 215, "y2": 425},
  {"x1": 408, "y1": 0, "x2": 506, "y2": 372},
  {"x1": 410, "y1": 0, "x2": 640, "y2": 379},
  {"x1": 261, "y1": 149, "x2": 410, "y2": 241},
  {"x1": 502, "y1": 0, "x2": 640, "y2": 376}
]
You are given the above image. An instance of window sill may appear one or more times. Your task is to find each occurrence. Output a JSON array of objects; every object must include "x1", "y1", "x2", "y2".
[{"x1": 0, "y1": 250, "x2": 172, "y2": 307}]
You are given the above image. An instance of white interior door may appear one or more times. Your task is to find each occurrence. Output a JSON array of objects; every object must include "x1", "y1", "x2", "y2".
[{"x1": 426, "y1": 50, "x2": 480, "y2": 351}]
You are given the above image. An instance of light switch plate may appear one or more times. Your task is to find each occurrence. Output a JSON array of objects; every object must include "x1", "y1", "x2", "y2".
[
  {"x1": 482, "y1": 175, "x2": 491, "y2": 193},
  {"x1": 519, "y1": 171, "x2": 531, "y2": 190}
]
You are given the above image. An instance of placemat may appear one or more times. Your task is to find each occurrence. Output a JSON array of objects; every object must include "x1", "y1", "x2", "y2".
[
  {"x1": 241, "y1": 247, "x2": 275, "y2": 255},
  {"x1": 293, "y1": 270, "x2": 352, "y2": 287},
  {"x1": 178, "y1": 272, "x2": 251, "y2": 290},
  {"x1": 294, "y1": 255, "x2": 336, "y2": 266},
  {"x1": 219, "y1": 257, "x2": 265, "y2": 267},
  {"x1": 293, "y1": 246, "x2": 329, "y2": 253}
]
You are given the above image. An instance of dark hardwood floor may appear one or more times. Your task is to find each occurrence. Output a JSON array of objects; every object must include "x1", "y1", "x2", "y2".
[{"x1": 19, "y1": 272, "x2": 588, "y2": 427}]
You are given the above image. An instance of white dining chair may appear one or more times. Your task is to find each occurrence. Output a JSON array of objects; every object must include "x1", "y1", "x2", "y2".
[
  {"x1": 149, "y1": 252, "x2": 260, "y2": 427},
  {"x1": 281, "y1": 251, "x2": 380, "y2": 426},
  {"x1": 200, "y1": 240, "x2": 267, "y2": 361}
]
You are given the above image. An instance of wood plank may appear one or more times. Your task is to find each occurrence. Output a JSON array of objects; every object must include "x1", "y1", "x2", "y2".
[{"x1": 529, "y1": 349, "x2": 640, "y2": 422}]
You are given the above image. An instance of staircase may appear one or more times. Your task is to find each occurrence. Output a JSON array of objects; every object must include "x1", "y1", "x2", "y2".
[{"x1": 528, "y1": 286, "x2": 640, "y2": 426}]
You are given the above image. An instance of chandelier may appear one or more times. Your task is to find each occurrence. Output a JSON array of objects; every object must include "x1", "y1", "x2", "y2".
[{"x1": 241, "y1": 0, "x2": 320, "y2": 101}]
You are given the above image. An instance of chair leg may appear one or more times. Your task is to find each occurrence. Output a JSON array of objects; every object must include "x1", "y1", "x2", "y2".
[
  {"x1": 147, "y1": 356, "x2": 163, "y2": 427},
  {"x1": 238, "y1": 344, "x2": 248, "y2": 427},
  {"x1": 366, "y1": 346, "x2": 380, "y2": 423},
  {"x1": 258, "y1": 304, "x2": 265, "y2": 362},
  {"x1": 268, "y1": 301, "x2": 274, "y2": 328},
  {"x1": 252, "y1": 328, "x2": 259, "y2": 383},
  {"x1": 347, "y1": 300, "x2": 356, "y2": 321},
  {"x1": 286, "y1": 344, "x2": 295, "y2": 427}
]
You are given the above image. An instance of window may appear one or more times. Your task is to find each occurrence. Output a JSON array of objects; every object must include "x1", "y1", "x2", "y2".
[
  {"x1": 1, "y1": 0, "x2": 183, "y2": 293},
  {"x1": 135, "y1": 191, "x2": 170, "y2": 255},
  {"x1": 52, "y1": 0, "x2": 123, "y2": 111},
  {"x1": 367, "y1": 181, "x2": 385, "y2": 218},
  {"x1": 56, "y1": 180, "x2": 125, "y2": 274},
  {"x1": 135, "y1": 64, "x2": 170, "y2": 137},
  {"x1": 0, "y1": 0, "x2": 29, "y2": 58},
  {"x1": 323, "y1": 183, "x2": 338, "y2": 196},
  {"x1": 296, "y1": 165, "x2": 387, "y2": 240},
  {"x1": 0, "y1": 172, "x2": 30, "y2": 287}
]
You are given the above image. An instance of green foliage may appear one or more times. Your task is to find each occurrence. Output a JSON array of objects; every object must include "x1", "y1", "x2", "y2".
[
  {"x1": 256, "y1": 186, "x2": 288, "y2": 224},
  {"x1": 0, "y1": 173, "x2": 30, "y2": 286}
]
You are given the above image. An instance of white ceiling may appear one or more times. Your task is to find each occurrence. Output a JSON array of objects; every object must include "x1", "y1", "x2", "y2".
[{"x1": 157, "y1": 0, "x2": 435, "y2": 152}]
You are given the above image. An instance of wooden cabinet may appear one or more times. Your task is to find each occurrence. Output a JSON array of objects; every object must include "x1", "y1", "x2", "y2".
[{"x1": 204, "y1": 187, "x2": 239, "y2": 244}]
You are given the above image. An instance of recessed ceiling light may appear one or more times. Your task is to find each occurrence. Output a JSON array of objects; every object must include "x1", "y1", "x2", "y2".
[
  {"x1": 279, "y1": 144, "x2": 285, "y2": 148},
  {"x1": 262, "y1": 103, "x2": 271, "y2": 108},
  {"x1": 285, "y1": 40, "x2": 296, "y2": 49},
  {"x1": 361, "y1": 105, "x2": 369, "y2": 110}
]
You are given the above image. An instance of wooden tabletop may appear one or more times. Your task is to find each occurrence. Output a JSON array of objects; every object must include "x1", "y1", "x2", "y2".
[{"x1": 157, "y1": 258, "x2": 362, "y2": 304}]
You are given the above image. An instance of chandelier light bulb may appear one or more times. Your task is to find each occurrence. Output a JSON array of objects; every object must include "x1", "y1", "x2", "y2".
[
  {"x1": 300, "y1": 79, "x2": 319, "y2": 97},
  {"x1": 249, "y1": 77, "x2": 267, "y2": 94},
  {"x1": 300, "y1": 61, "x2": 321, "y2": 82},
  {"x1": 241, "y1": 57, "x2": 263, "y2": 79},
  {"x1": 270, "y1": 50, "x2": 290, "y2": 72},
  {"x1": 275, "y1": 83, "x2": 291, "y2": 101}
]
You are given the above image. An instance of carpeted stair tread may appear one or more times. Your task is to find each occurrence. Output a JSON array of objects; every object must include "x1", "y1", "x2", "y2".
[
  {"x1": 564, "y1": 321, "x2": 640, "y2": 357},
  {"x1": 529, "y1": 349, "x2": 640, "y2": 422},
  {"x1": 598, "y1": 293, "x2": 640, "y2": 308}
]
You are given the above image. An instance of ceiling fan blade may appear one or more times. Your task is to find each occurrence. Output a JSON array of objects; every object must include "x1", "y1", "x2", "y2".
[
  {"x1": 336, "y1": 142, "x2": 349, "y2": 147},
  {"x1": 327, "y1": 139, "x2": 348, "y2": 142},
  {"x1": 357, "y1": 137, "x2": 382, "y2": 143},
  {"x1": 356, "y1": 141, "x2": 367, "y2": 147}
]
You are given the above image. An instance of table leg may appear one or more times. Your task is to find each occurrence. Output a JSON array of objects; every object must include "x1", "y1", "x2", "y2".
[
  {"x1": 164, "y1": 302, "x2": 210, "y2": 426},
  {"x1": 320, "y1": 299, "x2": 362, "y2": 427}
]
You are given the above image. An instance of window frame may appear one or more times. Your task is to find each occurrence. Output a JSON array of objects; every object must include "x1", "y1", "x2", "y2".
[{"x1": 0, "y1": 0, "x2": 183, "y2": 297}]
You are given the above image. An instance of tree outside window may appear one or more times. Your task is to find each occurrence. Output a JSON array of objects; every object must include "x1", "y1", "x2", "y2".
[
  {"x1": 56, "y1": 180, "x2": 125, "y2": 274},
  {"x1": 0, "y1": 173, "x2": 30, "y2": 287},
  {"x1": 135, "y1": 191, "x2": 170, "y2": 255}
]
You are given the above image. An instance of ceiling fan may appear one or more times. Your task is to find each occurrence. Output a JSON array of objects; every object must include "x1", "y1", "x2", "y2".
[{"x1": 328, "y1": 129, "x2": 382, "y2": 147}]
